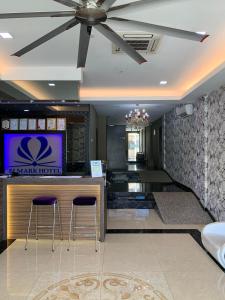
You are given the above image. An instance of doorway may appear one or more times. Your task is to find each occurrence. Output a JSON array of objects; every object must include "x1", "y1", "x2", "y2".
[{"x1": 127, "y1": 132, "x2": 140, "y2": 162}]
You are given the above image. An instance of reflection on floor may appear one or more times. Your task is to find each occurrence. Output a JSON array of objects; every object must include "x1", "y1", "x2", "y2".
[
  {"x1": 108, "y1": 209, "x2": 205, "y2": 230},
  {"x1": 107, "y1": 169, "x2": 212, "y2": 224},
  {"x1": 107, "y1": 182, "x2": 184, "y2": 209},
  {"x1": 0, "y1": 164, "x2": 222, "y2": 300},
  {"x1": 0, "y1": 234, "x2": 225, "y2": 300},
  {"x1": 107, "y1": 169, "x2": 183, "y2": 209}
]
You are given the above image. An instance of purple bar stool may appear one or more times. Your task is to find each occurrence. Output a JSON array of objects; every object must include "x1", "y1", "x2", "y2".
[
  {"x1": 67, "y1": 196, "x2": 98, "y2": 252},
  {"x1": 25, "y1": 196, "x2": 63, "y2": 252}
]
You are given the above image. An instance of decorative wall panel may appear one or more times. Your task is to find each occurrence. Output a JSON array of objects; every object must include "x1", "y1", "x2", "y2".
[
  {"x1": 164, "y1": 99, "x2": 206, "y2": 205},
  {"x1": 207, "y1": 87, "x2": 225, "y2": 221},
  {"x1": 164, "y1": 86, "x2": 225, "y2": 221}
]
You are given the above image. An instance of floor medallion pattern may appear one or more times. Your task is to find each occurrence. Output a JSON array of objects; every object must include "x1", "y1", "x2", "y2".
[{"x1": 32, "y1": 273, "x2": 169, "y2": 300}]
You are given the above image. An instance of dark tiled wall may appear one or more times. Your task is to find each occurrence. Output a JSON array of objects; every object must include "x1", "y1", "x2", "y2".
[{"x1": 107, "y1": 125, "x2": 127, "y2": 170}]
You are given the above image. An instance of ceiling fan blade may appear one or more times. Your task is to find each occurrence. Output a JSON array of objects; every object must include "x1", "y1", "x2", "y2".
[
  {"x1": 95, "y1": 23, "x2": 147, "y2": 64},
  {"x1": 108, "y1": 0, "x2": 187, "y2": 15},
  {"x1": 108, "y1": 17, "x2": 209, "y2": 42},
  {"x1": 77, "y1": 24, "x2": 92, "y2": 68},
  {"x1": 97, "y1": 0, "x2": 117, "y2": 11},
  {"x1": 53, "y1": 0, "x2": 80, "y2": 8},
  {"x1": 0, "y1": 11, "x2": 75, "y2": 19},
  {"x1": 12, "y1": 18, "x2": 79, "y2": 57}
]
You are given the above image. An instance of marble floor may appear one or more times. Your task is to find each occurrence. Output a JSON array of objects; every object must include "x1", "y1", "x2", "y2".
[
  {"x1": 108, "y1": 209, "x2": 206, "y2": 230},
  {"x1": 0, "y1": 233, "x2": 225, "y2": 300},
  {"x1": 0, "y1": 209, "x2": 224, "y2": 300}
]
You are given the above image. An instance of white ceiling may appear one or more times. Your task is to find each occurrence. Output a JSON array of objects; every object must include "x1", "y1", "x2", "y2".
[
  {"x1": 8, "y1": 80, "x2": 79, "y2": 100},
  {"x1": 0, "y1": 0, "x2": 225, "y2": 118}
]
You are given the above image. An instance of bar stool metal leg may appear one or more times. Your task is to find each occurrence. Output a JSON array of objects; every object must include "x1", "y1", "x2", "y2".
[
  {"x1": 73, "y1": 205, "x2": 76, "y2": 241},
  {"x1": 95, "y1": 202, "x2": 98, "y2": 252},
  {"x1": 35, "y1": 206, "x2": 38, "y2": 240},
  {"x1": 57, "y1": 203, "x2": 63, "y2": 241},
  {"x1": 67, "y1": 202, "x2": 74, "y2": 251},
  {"x1": 52, "y1": 203, "x2": 56, "y2": 252},
  {"x1": 25, "y1": 201, "x2": 33, "y2": 250},
  {"x1": 67, "y1": 197, "x2": 98, "y2": 252}
]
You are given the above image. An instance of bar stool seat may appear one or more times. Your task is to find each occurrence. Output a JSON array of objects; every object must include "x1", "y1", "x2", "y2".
[
  {"x1": 25, "y1": 196, "x2": 62, "y2": 252},
  {"x1": 73, "y1": 196, "x2": 96, "y2": 206},
  {"x1": 33, "y1": 196, "x2": 57, "y2": 206},
  {"x1": 68, "y1": 196, "x2": 98, "y2": 252}
]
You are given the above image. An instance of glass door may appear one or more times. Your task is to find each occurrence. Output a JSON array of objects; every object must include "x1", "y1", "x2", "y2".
[{"x1": 127, "y1": 132, "x2": 140, "y2": 162}]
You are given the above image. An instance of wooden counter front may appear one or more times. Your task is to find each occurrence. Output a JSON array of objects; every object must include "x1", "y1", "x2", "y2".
[{"x1": 1, "y1": 177, "x2": 105, "y2": 241}]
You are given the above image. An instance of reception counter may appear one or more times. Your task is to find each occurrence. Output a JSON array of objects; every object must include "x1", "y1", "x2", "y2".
[{"x1": 0, "y1": 176, "x2": 106, "y2": 242}]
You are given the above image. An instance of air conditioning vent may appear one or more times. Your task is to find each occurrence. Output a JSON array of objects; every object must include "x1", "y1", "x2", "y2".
[
  {"x1": 175, "y1": 104, "x2": 194, "y2": 118},
  {"x1": 112, "y1": 32, "x2": 161, "y2": 54}
]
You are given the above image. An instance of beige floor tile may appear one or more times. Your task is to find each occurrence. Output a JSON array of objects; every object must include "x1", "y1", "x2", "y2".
[
  {"x1": 108, "y1": 209, "x2": 205, "y2": 230},
  {"x1": 164, "y1": 271, "x2": 225, "y2": 300},
  {"x1": 132, "y1": 271, "x2": 174, "y2": 300},
  {"x1": 156, "y1": 245, "x2": 221, "y2": 273},
  {"x1": 0, "y1": 271, "x2": 40, "y2": 300},
  {"x1": 0, "y1": 232, "x2": 223, "y2": 300},
  {"x1": 151, "y1": 233, "x2": 199, "y2": 249},
  {"x1": 103, "y1": 236, "x2": 162, "y2": 272}
]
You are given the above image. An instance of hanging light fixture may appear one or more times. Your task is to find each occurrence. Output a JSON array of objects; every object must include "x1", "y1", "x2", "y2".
[{"x1": 125, "y1": 108, "x2": 150, "y2": 130}]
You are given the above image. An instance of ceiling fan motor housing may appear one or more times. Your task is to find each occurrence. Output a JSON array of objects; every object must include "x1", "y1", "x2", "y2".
[{"x1": 75, "y1": 8, "x2": 107, "y2": 25}]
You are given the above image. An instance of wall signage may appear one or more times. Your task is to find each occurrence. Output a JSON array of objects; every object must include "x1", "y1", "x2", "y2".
[
  {"x1": 4, "y1": 133, "x2": 63, "y2": 175},
  {"x1": 90, "y1": 160, "x2": 103, "y2": 178},
  {"x1": 1, "y1": 118, "x2": 66, "y2": 131}
]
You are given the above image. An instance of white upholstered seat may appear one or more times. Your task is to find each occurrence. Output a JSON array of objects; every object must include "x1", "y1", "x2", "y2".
[{"x1": 201, "y1": 222, "x2": 225, "y2": 269}]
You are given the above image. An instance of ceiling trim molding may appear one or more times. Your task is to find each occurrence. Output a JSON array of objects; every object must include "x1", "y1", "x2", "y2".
[{"x1": 1, "y1": 67, "x2": 83, "y2": 81}]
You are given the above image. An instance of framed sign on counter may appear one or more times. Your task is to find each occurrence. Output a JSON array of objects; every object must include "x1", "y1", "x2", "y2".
[{"x1": 90, "y1": 160, "x2": 103, "y2": 178}]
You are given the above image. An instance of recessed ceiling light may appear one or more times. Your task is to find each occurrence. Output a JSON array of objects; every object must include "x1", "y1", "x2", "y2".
[
  {"x1": 196, "y1": 31, "x2": 206, "y2": 35},
  {"x1": 160, "y1": 81, "x2": 167, "y2": 85},
  {"x1": 109, "y1": 125, "x2": 115, "y2": 127},
  {"x1": 0, "y1": 32, "x2": 13, "y2": 39},
  {"x1": 48, "y1": 83, "x2": 55, "y2": 87},
  {"x1": 24, "y1": 109, "x2": 29, "y2": 112}
]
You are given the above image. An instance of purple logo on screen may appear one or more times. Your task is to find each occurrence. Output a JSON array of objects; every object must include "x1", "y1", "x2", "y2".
[
  {"x1": 15, "y1": 136, "x2": 57, "y2": 167},
  {"x1": 4, "y1": 133, "x2": 63, "y2": 175}
]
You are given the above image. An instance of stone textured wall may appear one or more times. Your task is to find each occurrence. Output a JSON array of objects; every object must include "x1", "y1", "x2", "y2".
[
  {"x1": 164, "y1": 86, "x2": 225, "y2": 221},
  {"x1": 207, "y1": 87, "x2": 225, "y2": 220}
]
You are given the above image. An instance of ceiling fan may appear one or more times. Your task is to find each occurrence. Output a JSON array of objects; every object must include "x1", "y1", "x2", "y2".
[{"x1": 0, "y1": 0, "x2": 209, "y2": 67}]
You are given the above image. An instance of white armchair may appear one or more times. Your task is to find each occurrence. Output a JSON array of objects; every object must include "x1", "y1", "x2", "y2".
[{"x1": 201, "y1": 222, "x2": 225, "y2": 269}]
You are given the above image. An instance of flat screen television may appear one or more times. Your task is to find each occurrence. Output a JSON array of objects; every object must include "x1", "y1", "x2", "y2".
[{"x1": 4, "y1": 133, "x2": 63, "y2": 175}]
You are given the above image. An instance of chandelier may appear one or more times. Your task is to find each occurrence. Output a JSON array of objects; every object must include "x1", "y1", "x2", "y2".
[{"x1": 125, "y1": 108, "x2": 150, "y2": 129}]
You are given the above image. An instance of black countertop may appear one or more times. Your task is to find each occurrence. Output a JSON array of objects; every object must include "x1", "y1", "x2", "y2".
[{"x1": 107, "y1": 182, "x2": 185, "y2": 193}]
